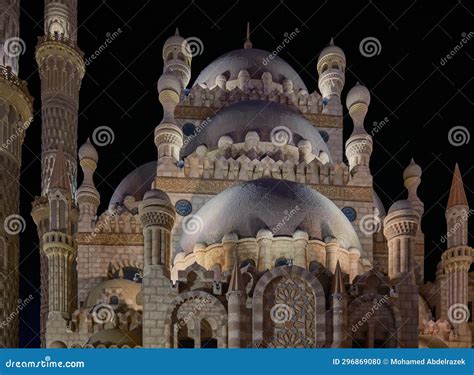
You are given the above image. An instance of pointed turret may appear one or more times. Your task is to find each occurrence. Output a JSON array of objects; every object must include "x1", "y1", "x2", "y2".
[
  {"x1": 49, "y1": 148, "x2": 70, "y2": 192},
  {"x1": 229, "y1": 261, "x2": 244, "y2": 292},
  {"x1": 332, "y1": 260, "x2": 345, "y2": 294},
  {"x1": 447, "y1": 163, "x2": 468, "y2": 209}
]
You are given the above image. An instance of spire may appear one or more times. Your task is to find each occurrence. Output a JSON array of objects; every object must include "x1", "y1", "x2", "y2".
[
  {"x1": 244, "y1": 22, "x2": 252, "y2": 49},
  {"x1": 49, "y1": 148, "x2": 70, "y2": 192},
  {"x1": 331, "y1": 260, "x2": 344, "y2": 294},
  {"x1": 447, "y1": 163, "x2": 468, "y2": 209},
  {"x1": 329, "y1": 37, "x2": 334, "y2": 46},
  {"x1": 228, "y1": 260, "x2": 244, "y2": 292},
  {"x1": 175, "y1": 27, "x2": 180, "y2": 37}
]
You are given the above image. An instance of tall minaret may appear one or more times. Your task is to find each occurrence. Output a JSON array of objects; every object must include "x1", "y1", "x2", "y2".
[
  {"x1": 153, "y1": 30, "x2": 191, "y2": 180},
  {"x1": 441, "y1": 164, "x2": 471, "y2": 346},
  {"x1": 36, "y1": 0, "x2": 84, "y2": 194},
  {"x1": 0, "y1": 0, "x2": 33, "y2": 348},
  {"x1": 32, "y1": 0, "x2": 84, "y2": 347}
]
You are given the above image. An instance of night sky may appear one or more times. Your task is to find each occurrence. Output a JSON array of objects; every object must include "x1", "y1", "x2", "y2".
[{"x1": 15, "y1": 0, "x2": 473, "y2": 347}]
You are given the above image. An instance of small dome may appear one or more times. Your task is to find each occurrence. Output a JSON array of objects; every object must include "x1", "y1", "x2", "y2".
[
  {"x1": 86, "y1": 278, "x2": 142, "y2": 308},
  {"x1": 181, "y1": 178, "x2": 361, "y2": 251},
  {"x1": 143, "y1": 189, "x2": 171, "y2": 204},
  {"x1": 403, "y1": 158, "x2": 422, "y2": 180},
  {"x1": 193, "y1": 48, "x2": 307, "y2": 92},
  {"x1": 163, "y1": 28, "x2": 185, "y2": 49},
  {"x1": 157, "y1": 71, "x2": 182, "y2": 94},
  {"x1": 346, "y1": 82, "x2": 370, "y2": 108},
  {"x1": 78, "y1": 138, "x2": 98, "y2": 162},
  {"x1": 373, "y1": 191, "x2": 386, "y2": 218},
  {"x1": 388, "y1": 199, "x2": 413, "y2": 214},
  {"x1": 318, "y1": 39, "x2": 346, "y2": 62}
]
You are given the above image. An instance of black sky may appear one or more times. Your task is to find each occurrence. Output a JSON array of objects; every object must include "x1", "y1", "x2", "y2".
[{"x1": 16, "y1": 0, "x2": 473, "y2": 347}]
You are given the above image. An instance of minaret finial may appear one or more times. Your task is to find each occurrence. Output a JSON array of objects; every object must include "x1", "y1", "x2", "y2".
[
  {"x1": 175, "y1": 27, "x2": 180, "y2": 36},
  {"x1": 244, "y1": 22, "x2": 252, "y2": 49},
  {"x1": 330, "y1": 37, "x2": 334, "y2": 46}
]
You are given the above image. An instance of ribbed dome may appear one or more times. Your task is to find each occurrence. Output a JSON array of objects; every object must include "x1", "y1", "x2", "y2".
[
  {"x1": 182, "y1": 100, "x2": 331, "y2": 160},
  {"x1": 193, "y1": 48, "x2": 307, "y2": 92},
  {"x1": 109, "y1": 161, "x2": 155, "y2": 206},
  {"x1": 180, "y1": 178, "x2": 361, "y2": 251}
]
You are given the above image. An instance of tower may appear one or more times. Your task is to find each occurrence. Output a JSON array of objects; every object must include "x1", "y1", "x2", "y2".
[
  {"x1": 32, "y1": 0, "x2": 84, "y2": 346},
  {"x1": 441, "y1": 164, "x2": 471, "y2": 346},
  {"x1": 154, "y1": 31, "x2": 191, "y2": 178},
  {"x1": 317, "y1": 38, "x2": 345, "y2": 115},
  {"x1": 76, "y1": 139, "x2": 100, "y2": 232},
  {"x1": 42, "y1": 149, "x2": 78, "y2": 347},
  {"x1": 345, "y1": 82, "x2": 372, "y2": 186},
  {"x1": 138, "y1": 189, "x2": 177, "y2": 347},
  {"x1": 383, "y1": 199, "x2": 420, "y2": 347},
  {"x1": 0, "y1": 0, "x2": 33, "y2": 347},
  {"x1": 36, "y1": 0, "x2": 84, "y2": 194}
]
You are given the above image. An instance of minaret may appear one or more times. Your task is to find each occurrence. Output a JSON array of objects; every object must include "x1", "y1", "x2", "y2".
[
  {"x1": 154, "y1": 31, "x2": 191, "y2": 179},
  {"x1": 76, "y1": 139, "x2": 100, "y2": 232},
  {"x1": 0, "y1": 0, "x2": 33, "y2": 348},
  {"x1": 138, "y1": 189, "x2": 177, "y2": 347},
  {"x1": 403, "y1": 158, "x2": 425, "y2": 280},
  {"x1": 345, "y1": 82, "x2": 372, "y2": 186},
  {"x1": 441, "y1": 164, "x2": 471, "y2": 345},
  {"x1": 32, "y1": 0, "x2": 84, "y2": 347},
  {"x1": 331, "y1": 261, "x2": 347, "y2": 348},
  {"x1": 227, "y1": 260, "x2": 245, "y2": 348},
  {"x1": 42, "y1": 149, "x2": 78, "y2": 347},
  {"x1": 317, "y1": 38, "x2": 345, "y2": 115},
  {"x1": 36, "y1": 0, "x2": 85, "y2": 194},
  {"x1": 383, "y1": 198, "x2": 419, "y2": 347}
]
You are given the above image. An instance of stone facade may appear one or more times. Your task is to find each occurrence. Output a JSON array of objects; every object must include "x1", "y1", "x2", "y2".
[{"x1": 0, "y1": 4, "x2": 471, "y2": 348}]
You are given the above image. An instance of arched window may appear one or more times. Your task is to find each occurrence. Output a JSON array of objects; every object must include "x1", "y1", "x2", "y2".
[
  {"x1": 321, "y1": 64, "x2": 328, "y2": 73},
  {"x1": 200, "y1": 319, "x2": 217, "y2": 348},
  {"x1": 177, "y1": 52, "x2": 185, "y2": 62},
  {"x1": 109, "y1": 295, "x2": 119, "y2": 305},
  {"x1": 177, "y1": 325, "x2": 194, "y2": 348},
  {"x1": 166, "y1": 52, "x2": 173, "y2": 62},
  {"x1": 331, "y1": 62, "x2": 339, "y2": 70}
]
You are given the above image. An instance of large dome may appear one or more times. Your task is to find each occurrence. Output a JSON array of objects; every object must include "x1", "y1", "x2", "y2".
[
  {"x1": 193, "y1": 48, "x2": 307, "y2": 92},
  {"x1": 182, "y1": 100, "x2": 331, "y2": 160},
  {"x1": 180, "y1": 178, "x2": 361, "y2": 251}
]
